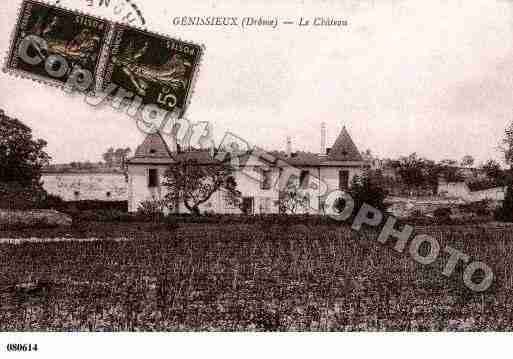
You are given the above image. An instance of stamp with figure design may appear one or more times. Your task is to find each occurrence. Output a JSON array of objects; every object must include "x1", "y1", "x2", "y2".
[
  {"x1": 100, "y1": 24, "x2": 203, "y2": 117},
  {"x1": 4, "y1": 0, "x2": 111, "y2": 91}
]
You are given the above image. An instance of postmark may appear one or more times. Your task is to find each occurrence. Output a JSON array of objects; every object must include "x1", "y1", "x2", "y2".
[
  {"x1": 54, "y1": 0, "x2": 146, "y2": 27},
  {"x1": 4, "y1": 0, "x2": 111, "y2": 91},
  {"x1": 100, "y1": 24, "x2": 204, "y2": 117}
]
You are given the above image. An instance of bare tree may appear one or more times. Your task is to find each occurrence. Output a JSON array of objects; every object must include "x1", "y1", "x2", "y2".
[
  {"x1": 162, "y1": 158, "x2": 241, "y2": 216},
  {"x1": 275, "y1": 176, "x2": 309, "y2": 214}
]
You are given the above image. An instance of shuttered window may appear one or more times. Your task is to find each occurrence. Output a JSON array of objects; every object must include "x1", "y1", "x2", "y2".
[{"x1": 148, "y1": 168, "x2": 159, "y2": 188}]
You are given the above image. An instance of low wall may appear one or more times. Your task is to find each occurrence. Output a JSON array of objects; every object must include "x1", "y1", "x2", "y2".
[
  {"x1": 386, "y1": 196, "x2": 465, "y2": 218},
  {"x1": 42, "y1": 173, "x2": 128, "y2": 201}
]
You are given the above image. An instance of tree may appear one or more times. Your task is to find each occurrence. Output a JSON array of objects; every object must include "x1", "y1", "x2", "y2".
[
  {"x1": 334, "y1": 172, "x2": 388, "y2": 215},
  {"x1": 0, "y1": 110, "x2": 52, "y2": 209},
  {"x1": 162, "y1": 158, "x2": 241, "y2": 216},
  {"x1": 275, "y1": 176, "x2": 310, "y2": 214},
  {"x1": 437, "y1": 159, "x2": 464, "y2": 183},
  {"x1": 393, "y1": 153, "x2": 427, "y2": 192},
  {"x1": 496, "y1": 122, "x2": 513, "y2": 221},
  {"x1": 103, "y1": 147, "x2": 115, "y2": 167},
  {"x1": 502, "y1": 121, "x2": 513, "y2": 171},
  {"x1": 481, "y1": 159, "x2": 502, "y2": 180},
  {"x1": 114, "y1": 147, "x2": 131, "y2": 168},
  {"x1": 461, "y1": 155, "x2": 475, "y2": 168},
  {"x1": 103, "y1": 147, "x2": 131, "y2": 168},
  {"x1": 0, "y1": 110, "x2": 50, "y2": 185},
  {"x1": 423, "y1": 160, "x2": 442, "y2": 194}
]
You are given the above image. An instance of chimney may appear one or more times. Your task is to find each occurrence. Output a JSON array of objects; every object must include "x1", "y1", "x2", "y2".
[
  {"x1": 286, "y1": 136, "x2": 292, "y2": 157},
  {"x1": 321, "y1": 122, "x2": 326, "y2": 155}
]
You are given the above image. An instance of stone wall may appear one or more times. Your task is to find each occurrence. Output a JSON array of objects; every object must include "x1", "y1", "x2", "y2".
[
  {"x1": 386, "y1": 196, "x2": 465, "y2": 218},
  {"x1": 438, "y1": 182, "x2": 506, "y2": 202},
  {"x1": 42, "y1": 173, "x2": 128, "y2": 201}
]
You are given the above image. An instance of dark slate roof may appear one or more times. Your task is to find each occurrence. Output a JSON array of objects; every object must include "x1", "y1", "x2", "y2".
[
  {"x1": 133, "y1": 132, "x2": 173, "y2": 159},
  {"x1": 328, "y1": 126, "x2": 363, "y2": 162},
  {"x1": 173, "y1": 150, "x2": 220, "y2": 164},
  {"x1": 128, "y1": 132, "x2": 174, "y2": 164},
  {"x1": 268, "y1": 151, "x2": 322, "y2": 166},
  {"x1": 128, "y1": 127, "x2": 365, "y2": 166}
]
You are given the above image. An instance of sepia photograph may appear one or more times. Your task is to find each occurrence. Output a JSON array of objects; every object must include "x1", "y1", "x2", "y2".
[{"x1": 0, "y1": 0, "x2": 512, "y2": 357}]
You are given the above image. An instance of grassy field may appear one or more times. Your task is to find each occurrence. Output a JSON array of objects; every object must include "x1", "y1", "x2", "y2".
[{"x1": 0, "y1": 221, "x2": 512, "y2": 331}]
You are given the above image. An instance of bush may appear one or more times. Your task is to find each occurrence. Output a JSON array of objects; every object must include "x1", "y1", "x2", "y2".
[
  {"x1": 136, "y1": 199, "x2": 166, "y2": 222},
  {"x1": 411, "y1": 209, "x2": 423, "y2": 217},
  {"x1": 39, "y1": 193, "x2": 65, "y2": 210},
  {"x1": 70, "y1": 209, "x2": 131, "y2": 222},
  {"x1": 0, "y1": 182, "x2": 47, "y2": 210},
  {"x1": 433, "y1": 207, "x2": 451, "y2": 218},
  {"x1": 334, "y1": 172, "x2": 388, "y2": 219},
  {"x1": 61, "y1": 200, "x2": 127, "y2": 212},
  {"x1": 433, "y1": 207, "x2": 452, "y2": 224},
  {"x1": 0, "y1": 209, "x2": 72, "y2": 229},
  {"x1": 459, "y1": 200, "x2": 492, "y2": 217},
  {"x1": 496, "y1": 185, "x2": 513, "y2": 222}
]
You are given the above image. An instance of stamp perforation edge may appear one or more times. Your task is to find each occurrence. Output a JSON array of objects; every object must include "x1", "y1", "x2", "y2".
[
  {"x1": 97, "y1": 22, "x2": 206, "y2": 118},
  {"x1": 3, "y1": 0, "x2": 206, "y2": 119},
  {"x1": 2, "y1": 0, "x2": 115, "y2": 92}
]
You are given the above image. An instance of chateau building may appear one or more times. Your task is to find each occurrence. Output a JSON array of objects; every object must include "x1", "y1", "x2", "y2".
[{"x1": 126, "y1": 125, "x2": 367, "y2": 214}]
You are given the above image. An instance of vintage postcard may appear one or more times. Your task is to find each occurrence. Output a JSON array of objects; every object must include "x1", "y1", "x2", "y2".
[
  {"x1": 0, "y1": 0, "x2": 511, "y2": 357},
  {"x1": 100, "y1": 24, "x2": 203, "y2": 116},
  {"x1": 4, "y1": 0, "x2": 111, "y2": 91}
]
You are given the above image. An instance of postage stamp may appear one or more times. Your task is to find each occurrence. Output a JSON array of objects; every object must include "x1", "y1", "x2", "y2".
[
  {"x1": 4, "y1": 0, "x2": 111, "y2": 91},
  {"x1": 100, "y1": 24, "x2": 203, "y2": 116}
]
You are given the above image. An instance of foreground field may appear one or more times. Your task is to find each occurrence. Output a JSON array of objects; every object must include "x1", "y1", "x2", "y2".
[{"x1": 0, "y1": 222, "x2": 512, "y2": 331}]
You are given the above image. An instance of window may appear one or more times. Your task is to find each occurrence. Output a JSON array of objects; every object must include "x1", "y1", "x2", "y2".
[
  {"x1": 74, "y1": 191, "x2": 80, "y2": 198},
  {"x1": 300, "y1": 170, "x2": 309, "y2": 189},
  {"x1": 106, "y1": 192, "x2": 111, "y2": 198},
  {"x1": 261, "y1": 169, "x2": 272, "y2": 190},
  {"x1": 148, "y1": 168, "x2": 159, "y2": 188},
  {"x1": 260, "y1": 197, "x2": 271, "y2": 213},
  {"x1": 241, "y1": 197, "x2": 254, "y2": 215},
  {"x1": 339, "y1": 170, "x2": 349, "y2": 190}
]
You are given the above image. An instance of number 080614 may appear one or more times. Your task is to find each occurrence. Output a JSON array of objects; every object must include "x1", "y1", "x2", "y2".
[{"x1": 6, "y1": 343, "x2": 38, "y2": 352}]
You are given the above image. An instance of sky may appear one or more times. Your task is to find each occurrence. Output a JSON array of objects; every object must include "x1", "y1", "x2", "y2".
[{"x1": 1, "y1": 0, "x2": 512, "y2": 165}]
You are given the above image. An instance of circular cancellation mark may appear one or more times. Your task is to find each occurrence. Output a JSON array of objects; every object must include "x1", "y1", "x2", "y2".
[{"x1": 53, "y1": 0, "x2": 146, "y2": 27}]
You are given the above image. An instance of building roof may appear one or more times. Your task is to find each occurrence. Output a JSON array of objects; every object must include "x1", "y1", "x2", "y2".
[
  {"x1": 132, "y1": 132, "x2": 174, "y2": 159},
  {"x1": 128, "y1": 132, "x2": 174, "y2": 164},
  {"x1": 268, "y1": 151, "x2": 322, "y2": 166},
  {"x1": 173, "y1": 150, "x2": 220, "y2": 164},
  {"x1": 128, "y1": 126, "x2": 365, "y2": 167},
  {"x1": 328, "y1": 126, "x2": 364, "y2": 162}
]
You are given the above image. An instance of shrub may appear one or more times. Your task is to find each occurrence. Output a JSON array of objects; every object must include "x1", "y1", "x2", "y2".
[
  {"x1": 411, "y1": 209, "x2": 423, "y2": 217},
  {"x1": 496, "y1": 185, "x2": 513, "y2": 222},
  {"x1": 70, "y1": 209, "x2": 131, "y2": 222},
  {"x1": 39, "y1": 193, "x2": 65, "y2": 210},
  {"x1": 0, "y1": 182, "x2": 45, "y2": 210},
  {"x1": 137, "y1": 199, "x2": 166, "y2": 222},
  {"x1": 433, "y1": 207, "x2": 452, "y2": 224},
  {"x1": 458, "y1": 200, "x2": 492, "y2": 217},
  {"x1": 62, "y1": 200, "x2": 127, "y2": 212},
  {"x1": 433, "y1": 207, "x2": 451, "y2": 218},
  {"x1": 0, "y1": 209, "x2": 72, "y2": 229},
  {"x1": 334, "y1": 173, "x2": 388, "y2": 218}
]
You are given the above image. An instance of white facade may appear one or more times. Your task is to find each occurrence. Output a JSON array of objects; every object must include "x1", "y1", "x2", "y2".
[
  {"x1": 127, "y1": 162, "x2": 364, "y2": 214},
  {"x1": 127, "y1": 127, "x2": 366, "y2": 214}
]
